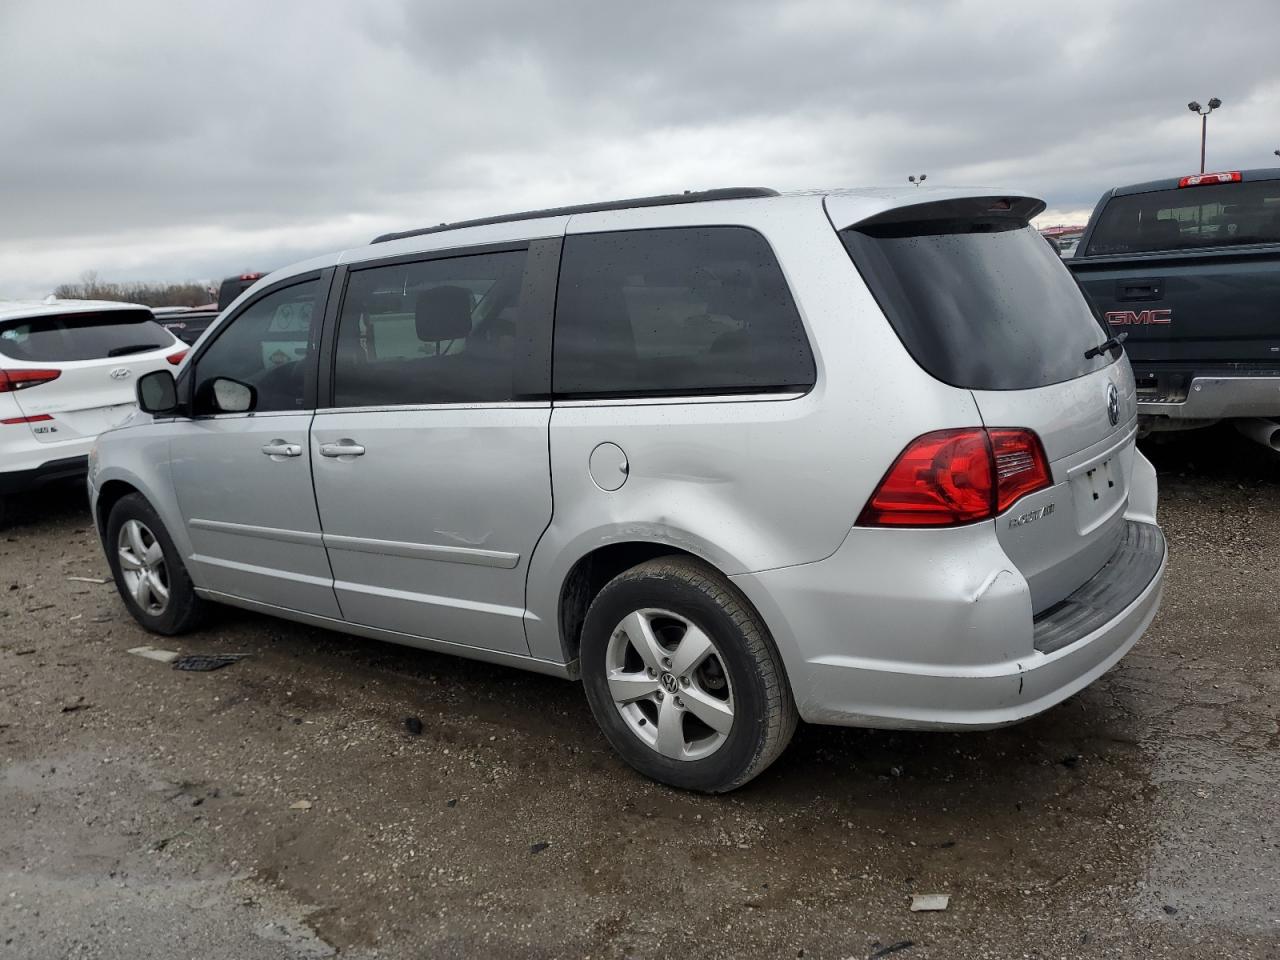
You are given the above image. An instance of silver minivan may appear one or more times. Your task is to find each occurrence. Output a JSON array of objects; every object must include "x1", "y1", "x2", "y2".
[{"x1": 90, "y1": 186, "x2": 1167, "y2": 792}]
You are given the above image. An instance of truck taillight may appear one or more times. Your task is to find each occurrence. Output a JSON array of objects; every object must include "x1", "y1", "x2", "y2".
[
  {"x1": 0, "y1": 368, "x2": 61, "y2": 392},
  {"x1": 857, "y1": 427, "x2": 1052, "y2": 528},
  {"x1": 1178, "y1": 171, "x2": 1241, "y2": 188}
]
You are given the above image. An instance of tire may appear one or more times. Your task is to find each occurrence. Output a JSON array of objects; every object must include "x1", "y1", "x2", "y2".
[
  {"x1": 580, "y1": 556, "x2": 798, "y2": 792},
  {"x1": 105, "y1": 493, "x2": 206, "y2": 635}
]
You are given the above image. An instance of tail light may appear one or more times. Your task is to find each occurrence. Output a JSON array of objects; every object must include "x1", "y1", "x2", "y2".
[
  {"x1": 988, "y1": 428, "x2": 1052, "y2": 512},
  {"x1": 858, "y1": 427, "x2": 1051, "y2": 528},
  {"x1": 166, "y1": 350, "x2": 188, "y2": 365},
  {"x1": 1178, "y1": 171, "x2": 1241, "y2": 188},
  {"x1": 0, "y1": 368, "x2": 61, "y2": 392},
  {"x1": 1, "y1": 413, "x2": 53, "y2": 426}
]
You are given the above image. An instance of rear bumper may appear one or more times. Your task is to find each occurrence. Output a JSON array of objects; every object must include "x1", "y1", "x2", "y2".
[
  {"x1": 1139, "y1": 373, "x2": 1280, "y2": 420},
  {"x1": 732, "y1": 517, "x2": 1166, "y2": 732},
  {"x1": 0, "y1": 455, "x2": 90, "y2": 495}
]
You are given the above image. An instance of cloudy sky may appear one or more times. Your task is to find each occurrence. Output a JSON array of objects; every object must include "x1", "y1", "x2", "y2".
[{"x1": 2, "y1": 0, "x2": 1277, "y2": 299}]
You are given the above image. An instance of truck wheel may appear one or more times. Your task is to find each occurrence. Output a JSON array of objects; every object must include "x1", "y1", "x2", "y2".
[
  {"x1": 580, "y1": 556, "x2": 797, "y2": 792},
  {"x1": 105, "y1": 493, "x2": 205, "y2": 635}
]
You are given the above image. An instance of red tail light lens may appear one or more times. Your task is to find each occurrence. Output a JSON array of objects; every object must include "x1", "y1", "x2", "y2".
[
  {"x1": 1, "y1": 413, "x2": 53, "y2": 425},
  {"x1": 0, "y1": 368, "x2": 61, "y2": 392},
  {"x1": 166, "y1": 350, "x2": 188, "y2": 365},
  {"x1": 858, "y1": 427, "x2": 1052, "y2": 528},
  {"x1": 858, "y1": 429, "x2": 995, "y2": 527},
  {"x1": 989, "y1": 428, "x2": 1052, "y2": 513}
]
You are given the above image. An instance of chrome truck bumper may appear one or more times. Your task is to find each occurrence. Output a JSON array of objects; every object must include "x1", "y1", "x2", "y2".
[{"x1": 1139, "y1": 374, "x2": 1280, "y2": 420}]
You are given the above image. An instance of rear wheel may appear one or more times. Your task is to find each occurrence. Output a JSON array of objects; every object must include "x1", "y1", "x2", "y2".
[
  {"x1": 580, "y1": 556, "x2": 797, "y2": 792},
  {"x1": 105, "y1": 493, "x2": 205, "y2": 635}
]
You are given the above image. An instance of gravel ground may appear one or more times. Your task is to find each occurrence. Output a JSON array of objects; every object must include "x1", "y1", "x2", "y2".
[{"x1": 1, "y1": 425, "x2": 1278, "y2": 959}]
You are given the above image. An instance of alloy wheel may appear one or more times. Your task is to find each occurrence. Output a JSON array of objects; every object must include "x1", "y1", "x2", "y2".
[
  {"x1": 117, "y1": 519, "x2": 170, "y2": 616},
  {"x1": 605, "y1": 608, "x2": 735, "y2": 761}
]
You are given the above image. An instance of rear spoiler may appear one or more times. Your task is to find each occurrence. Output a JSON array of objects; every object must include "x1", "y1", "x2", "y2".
[{"x1": 849, "y1": 195, "x2": 1046, "y2": 230}]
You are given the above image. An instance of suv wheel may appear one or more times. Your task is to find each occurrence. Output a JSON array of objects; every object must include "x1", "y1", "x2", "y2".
[
  {"x1": 580, "y1": 556, "x2": 797, "y2": 792},
  {"x1": 105, "y1": 493, "x2": 205, "y2": 635}
]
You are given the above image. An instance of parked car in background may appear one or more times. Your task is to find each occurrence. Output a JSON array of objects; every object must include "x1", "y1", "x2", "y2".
[
  {"x1": 90, "y1": 186, "x2": 1166, "y2": 792},
  {"x1": 1069, "y1": 168, "x2": 1280, "y2": 445},
  {"x1": 1040, "y1": 225, "x2": 1085, "y2": 259},
  {"x1": 0, "y1": 298, "x2": 186, "y2": 525},
  {"x1": 152, "y1": 306, "x2": 221, "y2": 345},
  {"x1": 217, "y1": 272, "x2": 264, "y2": 311}
]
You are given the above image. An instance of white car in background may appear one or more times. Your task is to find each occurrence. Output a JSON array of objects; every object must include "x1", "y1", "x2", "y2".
[{"x1": 0, "y1": 298, "x2": 186, "y2": 524}]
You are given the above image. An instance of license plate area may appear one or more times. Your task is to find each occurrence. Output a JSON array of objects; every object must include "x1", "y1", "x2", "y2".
[{"x1": 1070, "y1": 453, "x2": 1127, "y2": 534}]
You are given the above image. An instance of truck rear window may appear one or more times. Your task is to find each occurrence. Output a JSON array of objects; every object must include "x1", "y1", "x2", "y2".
[
  {"x1": 840, "y1": 217, "x2": 1113, "y2": 391},
  {"x1": 0, "y1": 310, "x2": 173, "y2": 362},
  {"x1": 1085, "y1": 179, "x2": 1280, "y2": 255}
]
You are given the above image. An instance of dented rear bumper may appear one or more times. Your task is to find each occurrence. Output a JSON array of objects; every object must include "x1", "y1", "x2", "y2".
[{"x1": 731, "y1": 492, "x2": 1166, "y2": 731}]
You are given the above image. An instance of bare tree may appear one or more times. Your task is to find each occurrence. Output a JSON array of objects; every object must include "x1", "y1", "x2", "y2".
[{"x1": 52, "y1": 273, "x2": 214, "y2": 308}]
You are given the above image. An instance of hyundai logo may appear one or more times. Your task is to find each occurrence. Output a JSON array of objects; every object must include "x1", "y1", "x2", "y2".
[
  {"x1": 109, "y1": 368, "x2": 132, "y2": 380},
  {"x1": 1106, "y1": 382, "x2": 1120, "y2": 427}
]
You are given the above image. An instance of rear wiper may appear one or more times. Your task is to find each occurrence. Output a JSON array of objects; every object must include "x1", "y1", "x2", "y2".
[
  {"x1": 107, "y1": 344, "x2": 159, "y2": 357},
  {"x1": 1084, "y1": 331, "x2": 1127, "y2": 360}
]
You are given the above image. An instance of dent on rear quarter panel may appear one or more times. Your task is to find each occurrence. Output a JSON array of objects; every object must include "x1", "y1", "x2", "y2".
[{"x1": 521, "y1": 196, "x2": 989, "y2": 665}]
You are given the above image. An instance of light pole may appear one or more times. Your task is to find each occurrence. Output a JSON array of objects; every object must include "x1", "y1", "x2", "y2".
[
  {"x1": 1186, "y1": 98, "x2": 1221, "y2": 173},
  {"x1": 908, "y1": 174, "x2": 927, "y2": 187}
]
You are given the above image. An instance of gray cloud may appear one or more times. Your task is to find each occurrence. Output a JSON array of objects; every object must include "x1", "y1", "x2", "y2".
[{"x1": 2, "y1": 0, "x2": 1277, "y2": 297}]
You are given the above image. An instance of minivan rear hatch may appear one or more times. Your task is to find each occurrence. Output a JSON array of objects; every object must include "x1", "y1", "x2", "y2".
[{"x1": 831, "y1": 193, "x2": 1137, "y2": 614}]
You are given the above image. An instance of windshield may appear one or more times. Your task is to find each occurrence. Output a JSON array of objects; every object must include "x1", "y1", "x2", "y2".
[
  {"x1": 841, "y1": 218, "x2": 1113, "y2": 391},
  {"x1": 1085, "y1": 179, "x2": 1280, "y2": 255},
  {"x1": 0, "y1": 309, "x2": 173, "y2": 362}
]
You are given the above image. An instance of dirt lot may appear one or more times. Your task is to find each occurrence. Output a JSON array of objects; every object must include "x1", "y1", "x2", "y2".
[{"x1": 1, "y1": 426, "x2": 1278, "y2": 959}]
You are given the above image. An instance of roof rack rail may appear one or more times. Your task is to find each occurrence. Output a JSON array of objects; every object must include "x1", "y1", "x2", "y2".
[{"x1": 370, "y1": 187, "x2": 780, "y2": 244}]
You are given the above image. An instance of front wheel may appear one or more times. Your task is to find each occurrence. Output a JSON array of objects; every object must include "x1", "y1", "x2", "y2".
[
  {"x1": 105, "y1": 493, "x2": 206, "y2": 635},
  {"x1": 580, "y1": 556, "x2": 797, "y2": 792}
]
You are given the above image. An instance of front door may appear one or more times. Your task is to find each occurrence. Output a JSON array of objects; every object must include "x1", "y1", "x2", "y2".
[
  {"x1": 171, "y1": 275, "x2": 340, "y2": 617},
  {"x1": 310, "y1": 245, "x2": 553, "y2": 655}
]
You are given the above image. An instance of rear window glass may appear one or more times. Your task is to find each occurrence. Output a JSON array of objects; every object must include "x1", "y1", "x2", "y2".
[
  {"x1": 1085, "y1": 179, "x2": 1280, "y2": 255},
  {"x1": 0, "y1": 309, "x2": 173, "y2": 362},
  {"x1": 841, "y1": 219, "x2": 1113, "y2": 391},
  {"x1": 332, "y1": 249, "x2": 529, "y2": 406},
  {"x1": 554, "y1": 227, "x2": 814, "y2": 397}
]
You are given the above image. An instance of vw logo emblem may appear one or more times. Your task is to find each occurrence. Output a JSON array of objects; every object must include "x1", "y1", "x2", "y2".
[
  {"x1": 1106, "y1": 382, "x2": 1120, "y2": 427},
  {"x1": 660, "y1": 672, "x2": 679, "y2": 694},
  {"x1": 109, "y1": 368, "x2": 132, "y2": 380}
]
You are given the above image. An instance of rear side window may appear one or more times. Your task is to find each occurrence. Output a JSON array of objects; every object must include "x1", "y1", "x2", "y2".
[
  {"x1": 841, "y1": 218, "x2": 1111, "y2": 391},
  {"x1": 332, "y1": 249, "x2": 528, "y2": 406},
  {"x1": 0, "y1": 309, "x2": 172, "y2": 362},
  {"x1": 553, "y1": 227, "x2": 814, "y2": 397},
  {"x1": 1085, "y1": 179, "x2": 1280, "y2": 255}
]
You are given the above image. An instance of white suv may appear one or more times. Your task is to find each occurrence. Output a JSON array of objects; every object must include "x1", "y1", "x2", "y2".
[
  {"x1": 90, "y1": 187, "x2": 1167, "y2": 792},
  {"x1": 0, "y1": 298, "x2": 185, "y2": 524}
]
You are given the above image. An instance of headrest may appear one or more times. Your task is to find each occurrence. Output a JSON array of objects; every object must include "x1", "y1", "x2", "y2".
[{"x1": 415, "y1": 286, "x2": 472, "y2": 342}]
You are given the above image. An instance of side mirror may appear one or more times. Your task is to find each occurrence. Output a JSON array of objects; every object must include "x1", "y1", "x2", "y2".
[
  {"x1": 210, "y1": 377, "x2": 256, "y2": 414},
  {"x1": 137, "y1": 370, "x2": 178, "y2": 415}
]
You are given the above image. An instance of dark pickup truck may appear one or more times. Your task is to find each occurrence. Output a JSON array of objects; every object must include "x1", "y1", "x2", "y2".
[{"x1": 1069, "y1": 168, "x2": 1280, "y2": 440}]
